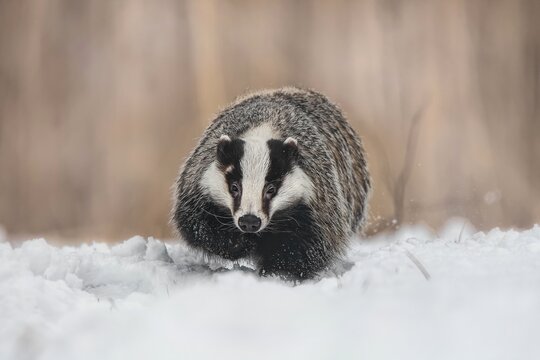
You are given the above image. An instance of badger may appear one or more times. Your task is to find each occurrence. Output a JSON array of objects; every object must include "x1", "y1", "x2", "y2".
[{"x1": 172, "y1": 87, "x2": 371, "y2": 279}]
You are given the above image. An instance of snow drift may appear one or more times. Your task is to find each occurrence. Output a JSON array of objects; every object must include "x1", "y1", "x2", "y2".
[{"x1": 1, "y1": 220, "x2": 540, "y2": 360}]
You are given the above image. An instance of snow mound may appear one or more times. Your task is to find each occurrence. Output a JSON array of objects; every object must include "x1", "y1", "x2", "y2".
[{"x1": 1, "y1": 221, "x2": 540, "y2": 360}]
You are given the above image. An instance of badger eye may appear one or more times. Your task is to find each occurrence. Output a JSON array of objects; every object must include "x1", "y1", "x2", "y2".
[
  {"x1": 230, "y1": 182, "x2": 240, "y2": 197},
  {"x1": 265, "y1": 184, "x2": 276, "y2": 199}
]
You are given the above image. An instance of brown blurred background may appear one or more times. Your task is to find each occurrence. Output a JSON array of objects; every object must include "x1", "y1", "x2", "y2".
[{"x1": 0, "y1": 0, "x2": 539, "y2": 242}]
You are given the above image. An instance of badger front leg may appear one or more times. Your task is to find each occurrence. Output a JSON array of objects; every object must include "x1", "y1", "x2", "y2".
[
  {"x1": 176, "y1": 199, "x2": 255, "y2": 261},
  {"x1": 255, "y1": 235, "x2": 328, "y2": 280}
]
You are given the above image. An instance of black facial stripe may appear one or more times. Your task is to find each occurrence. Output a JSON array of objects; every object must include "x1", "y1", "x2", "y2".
[
  {"x1": 263, "y1": 139, "x2": 298, "y2": 215},
  {"x1": 217, "y1": 138, "x2": 245, "y2": 212},
  {"x1": 217, "y1": 138, "x2": 245, "y2": 168}
]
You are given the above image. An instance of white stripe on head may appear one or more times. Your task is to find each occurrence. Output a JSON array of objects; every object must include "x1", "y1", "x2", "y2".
[
  {"x1": 235, "y1": 124, "x2": 277, "y2": 228},
  {"x1": 237, "y1": 140, "x2": 269, "y2": 219},
  {"x1": 201, "y1": 162, "x2": 232, "y2": 209},
  {"x1": 269, "y1": 166, "x2": 314, "y2": 216}
]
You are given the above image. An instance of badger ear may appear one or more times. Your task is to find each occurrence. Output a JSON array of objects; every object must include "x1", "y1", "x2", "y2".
[
  {"x1": 216, "y1": 134, "x2": 232, "y2": 164},
  {"x1": 219, "y1": 134, "x2": 231, "y2": 143},
  {"x1": 284, "y1": 137, "x2": 298, "y2": 148},
  {"x1": 283, "y1": 137, "x2": 299, "y2": 160}
]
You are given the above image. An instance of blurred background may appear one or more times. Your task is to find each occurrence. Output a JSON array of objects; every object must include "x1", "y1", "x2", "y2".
[{"x1": 0, "y1": 0, "x2": 539, "y2": 242}]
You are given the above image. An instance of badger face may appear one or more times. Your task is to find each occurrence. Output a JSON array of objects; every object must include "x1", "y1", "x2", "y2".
[{"x1": 201, "y1": 128, "x2": 313, "y2": 233}]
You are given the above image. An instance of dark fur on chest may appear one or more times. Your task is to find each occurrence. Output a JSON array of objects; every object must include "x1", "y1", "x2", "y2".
[
  {"x1": 175, "y1": 195, "x2": 256, "y2": 260},
  {"x1": 175, "y1": 195, "x2": 328, "y2": 280}
]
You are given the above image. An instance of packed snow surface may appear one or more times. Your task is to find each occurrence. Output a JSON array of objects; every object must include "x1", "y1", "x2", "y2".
[{"x1": 1, "y1": 220, "x2": 540, "y2": 360}]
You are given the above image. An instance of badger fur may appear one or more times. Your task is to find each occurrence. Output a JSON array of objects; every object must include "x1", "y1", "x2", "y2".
[{"x1": 172, "y1": 87, "x2": 371, "y2": 279}]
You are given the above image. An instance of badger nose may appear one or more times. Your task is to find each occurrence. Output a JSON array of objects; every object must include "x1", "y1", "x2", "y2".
[{"x1": 238, "y1": 214, "x2": 262, "y2": 233}]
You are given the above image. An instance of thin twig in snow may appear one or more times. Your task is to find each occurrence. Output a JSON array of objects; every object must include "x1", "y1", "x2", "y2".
[
  {"x1": 405, "y1": 250, "x2": 431, "y2": 280},
  {"x1": 457, "y1": 221, "x2": 467, "y2": 243}
]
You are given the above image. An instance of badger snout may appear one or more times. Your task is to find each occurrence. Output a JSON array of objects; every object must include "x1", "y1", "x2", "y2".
[{"x1": 238, "y1": 214, "x2": 262, "y2": 233}]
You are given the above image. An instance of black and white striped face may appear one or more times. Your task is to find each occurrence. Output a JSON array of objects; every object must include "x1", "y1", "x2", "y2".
[{"x1": 201, "y1": 125, "x2": 313, "y2": 233}]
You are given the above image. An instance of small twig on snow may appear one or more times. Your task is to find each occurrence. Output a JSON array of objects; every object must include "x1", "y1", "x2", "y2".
[{"x1": 405, "y1": 250, "x2": 431, "y2": 281}]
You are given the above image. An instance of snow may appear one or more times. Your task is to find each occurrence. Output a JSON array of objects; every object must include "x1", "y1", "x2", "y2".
[{"x1": 1, "y1": 220, "x2": 540, "y2": 360}]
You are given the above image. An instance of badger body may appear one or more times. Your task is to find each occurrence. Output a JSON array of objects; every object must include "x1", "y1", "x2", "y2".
[{"x1": 172, "y1": 88, "x2": 371, "y2": 279}]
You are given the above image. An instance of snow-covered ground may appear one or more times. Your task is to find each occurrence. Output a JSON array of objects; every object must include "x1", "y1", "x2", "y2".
[{"x1": 1, "y1": 219, "x2": 540, "y2": 360}]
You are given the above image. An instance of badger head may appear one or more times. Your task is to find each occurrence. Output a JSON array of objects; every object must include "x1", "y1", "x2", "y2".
[{"x1": 201, "y1": 130, "x2": 313, "y2": 233}]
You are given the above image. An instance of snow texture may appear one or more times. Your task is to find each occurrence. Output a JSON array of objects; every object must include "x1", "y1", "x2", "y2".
[{"x1": 1, "y1": 219, "x2": 540, "y2": 360}]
